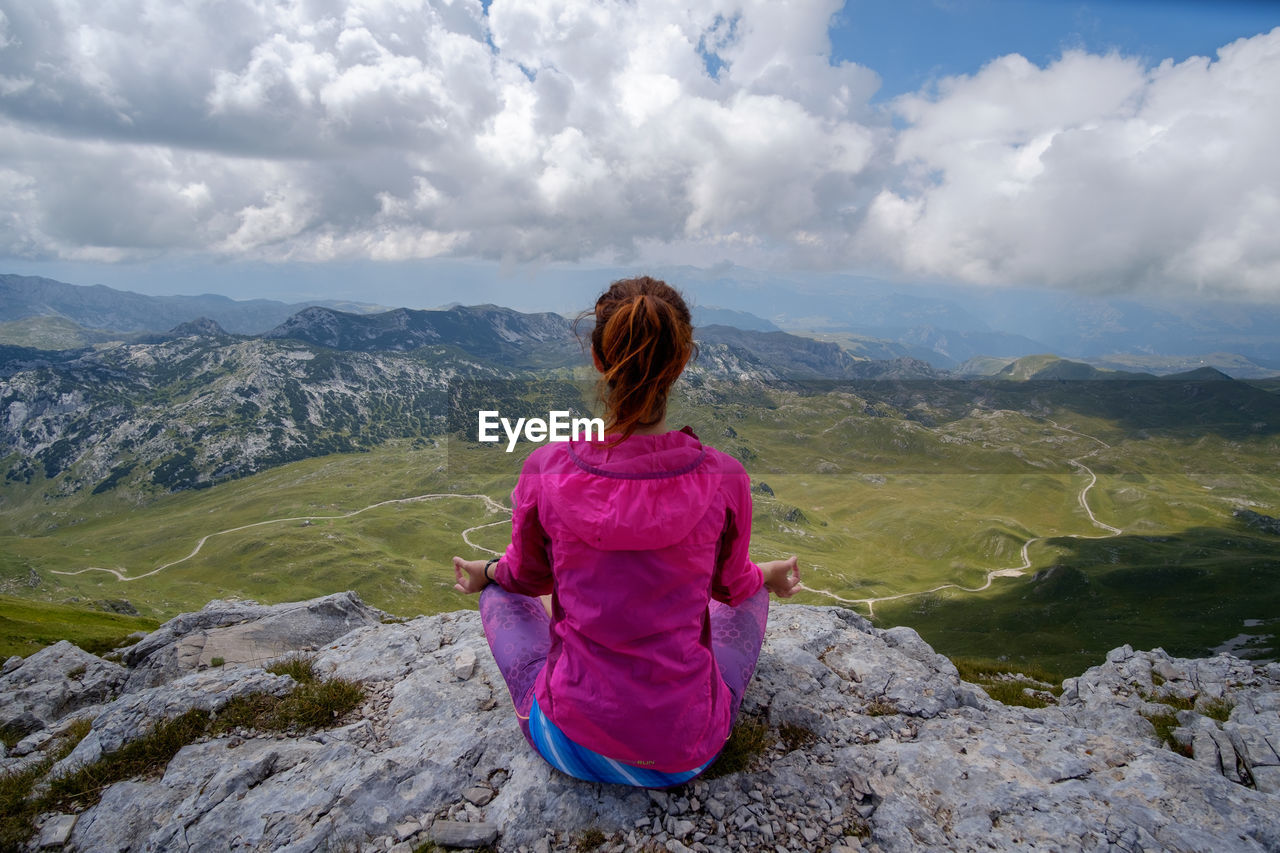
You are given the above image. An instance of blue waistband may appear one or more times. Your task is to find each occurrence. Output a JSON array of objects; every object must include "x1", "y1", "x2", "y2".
[{"x1": 527, "y1": 696, "x2": 713, "y2": 788}]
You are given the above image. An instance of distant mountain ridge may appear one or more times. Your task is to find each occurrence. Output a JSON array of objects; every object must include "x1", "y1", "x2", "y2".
[
  {"x1": 655, "y1": 264, "x2": 1280, "y2": 372},
  {"x1": 695, "y1": 324, "x2": 942, "y2": 381},
  {"x1": 264, "y1": 304, "x2": 580, "y2": 368},
  {"x1": 5, "y1": 300, "x2": 932, "y2": 499},
  {"x1": 3, "y1": 275, "x2": 1276, "y2": 503},
  {"x1": 0, "y1": 274, "x2": 386, "y2": 335},
  {"x1": 6, "y1": 273, "x2": 1280, "y2": 376}
]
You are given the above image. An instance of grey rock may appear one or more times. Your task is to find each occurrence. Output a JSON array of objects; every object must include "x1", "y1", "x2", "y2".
[
  {"x1": 122, "y1": 591, "x2": 387, "y2": 691},
  {"x1": 3, "y1": 654, "x2": 21, "y2": 675},
  {"x1": 454, "y1": 646, "x2": 478, "y2": 680},
  {"x1": 0, "y1": 640, "x2": 127, "y2": 734},
  {"x1": 4, "y1": 595, "x2": 1276, "y2": 853},
  {"x1": 463, "y1": 785, "x2": 495, "y2": 806},
  {"x1": 37, "y1": 813, "x2": 77, "y2": 849},
  {"x1": 430, "y1": 819, "x2": 499, "y2": 847},
  {"x1": 53, "y1": 666, "x2": 297, "y2": 776},
  {"x1": 1106, "y1": 643, "x2": 1136, "y2": 663},
  {"x1": 1252, "y1": 765, "x2": 1280, "y2": 794},
  {"x1": 12, "y1": 728, "x2": 53, "y2": 757}
]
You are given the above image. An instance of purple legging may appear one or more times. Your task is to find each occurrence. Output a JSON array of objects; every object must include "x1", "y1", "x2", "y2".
[{"x1": 478, "y1": 583, "x2": 769, "y2": 744}]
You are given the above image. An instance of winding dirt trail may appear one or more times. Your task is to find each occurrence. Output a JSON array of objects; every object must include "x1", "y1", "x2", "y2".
[
  {"x1": 50, "y1": 493, "x2": 512, "y2": 582},
  {"x1": 51, "y1": 421, "x2": 1123, "y2": 606},
  {"x1": 803, "y1": 420, "x2": 1124, "y2": 616}
]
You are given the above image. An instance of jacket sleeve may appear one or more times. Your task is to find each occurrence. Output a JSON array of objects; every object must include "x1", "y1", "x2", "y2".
[
  {"x1": 492, "y1": 454, "x2": 555, "y2": 597},
  {"x1": 711, "y1": 468, "x2": 764, "y2": 606}
]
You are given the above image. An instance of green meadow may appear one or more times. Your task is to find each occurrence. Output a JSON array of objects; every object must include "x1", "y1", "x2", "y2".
[{"x1": 3, "y1": 381, "x2": 1278, "y2": 678}]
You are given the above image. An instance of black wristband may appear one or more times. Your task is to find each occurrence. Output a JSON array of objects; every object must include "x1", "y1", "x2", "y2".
[{"x1": 484, "y1": 557, "x2": 499, "y2": 582}]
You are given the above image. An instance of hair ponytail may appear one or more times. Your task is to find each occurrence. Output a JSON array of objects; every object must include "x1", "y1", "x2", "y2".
[{"x1": 577, "y1": 277, "x2": 696, "y2": 439}]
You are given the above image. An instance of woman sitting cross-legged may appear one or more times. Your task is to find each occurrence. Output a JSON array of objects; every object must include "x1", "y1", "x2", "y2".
[{"x1": 452, "y1": 276, "x2": 801, "y2": 788}]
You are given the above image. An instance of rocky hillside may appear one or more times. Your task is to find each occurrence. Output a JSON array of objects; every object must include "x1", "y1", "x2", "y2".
[
  {"x1": 693, "y1": 325, "x2": 941, "y2": 382},
  {"x1": 265, "y1": 305, "x2": 581, "y2": 368},
  {"x1": 0, "y1": 303, "x2": 950, "y2": 501},
  {"x1": 2, "y1": 593, "x2": 1277, "y2": 852},
  {"x1": 0, "y1": 325, "x2": 503, "y2": 497}
]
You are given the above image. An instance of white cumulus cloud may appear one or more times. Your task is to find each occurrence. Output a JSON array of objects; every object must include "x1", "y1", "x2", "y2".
[
  {"x1": 0, "y1": 0, "x2": 1276, "y2": 299},
  {"x1": 858, "y1": 29, "x2": 1280, "y2": 298}
]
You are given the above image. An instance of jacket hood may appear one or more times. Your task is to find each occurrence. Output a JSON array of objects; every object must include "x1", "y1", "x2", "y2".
[{"x1": 542, "y1": 428, "x2": 724, "y2": 551}]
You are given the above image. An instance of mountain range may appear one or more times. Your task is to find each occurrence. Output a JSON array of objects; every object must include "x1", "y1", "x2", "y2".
[
  {"x1": 6, "y1": 272, "x2": 1280, "y2": 376},
  {"x1": 3, "y1": 273, "x2": 1279, "y2": 503},
  {"x1": 0, "y1": 273, "x2": 385, "y2": 336}
]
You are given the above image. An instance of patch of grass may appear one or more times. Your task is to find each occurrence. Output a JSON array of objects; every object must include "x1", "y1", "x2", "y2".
[
  {"x1": 704, "y1": 716, "x2": 773, "y2": 778},
  {"x1": 209, "y1": 692, "x2": 279, "y2": 734},
  {"x1": 1146, "y1": 691, "x2": 1196, "y2": 712},
  {"x1": 1202, "y1": 696, "x2": 1235, "y2": 722},
  {"x1": 950, "y1": 656, "x2": 1067, "y2": 708},
  {"x1": 573, "y1": 827, "x2": 607, "y2": 852},
  {"x1": 778, "y1": 722, "x2": 818, "y2": 752},
  {"x1": 77, "y1": 634, "x2": 144, "y2": 657},
  {"x1": 844, "y1": 815, "x2": 872, "y2": 839},
  {"x1": 0, "y1": 717, "x2": 92, "y2": 846},
  {"x1": 1151, "y1": 671, "x2": 1167, "y2": 687},
  {"x1": 277, "y1": 678, "x2": 365, "y2": 729},
  {"x1": 59, "y1": 718, "x2": 93, "y2": 755},
  {"x1": 951, "y1": 657, "x2": 1067, "y2": 690},
  {"x1": 42, "y1": 708, "x2": 212, "y2": 812},
  {"x1": 980, "y1": 682, "x2": 1053, "y2": 709},
  {"x1": 211, "y1": 674, "x2": 365, "y2": 734},
  {"x1": 0, "y1": 756, "x2": 50, "y2": 851},
  {"x1": 864, "y1": 698, "x2": 898, "y2": 717},
  {"x1": 0, "y1": 723, "x2": 28, "y2": 751},
  {"x1": 1141, "y1": 709, "x2": 1193, "y2": 757},
  {"x1": 209, "y1": 656, "x2": 225, "y2": 667},
  {"x1": 266, "y1": 654, "x2": 317, "y2": 683}
]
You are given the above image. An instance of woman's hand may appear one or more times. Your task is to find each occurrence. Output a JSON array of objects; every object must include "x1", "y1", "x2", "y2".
[
  {"x1": 760, "y1": 556, "x2": 801, "y2": 598},
  {"x1": 453, "y1": 556, "x2": 491, "y2": 595}
]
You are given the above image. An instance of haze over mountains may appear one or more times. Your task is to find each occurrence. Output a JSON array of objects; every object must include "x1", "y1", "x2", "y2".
[{"x1": 4, "y1": 272, "x2": 1280, "y2": 377}]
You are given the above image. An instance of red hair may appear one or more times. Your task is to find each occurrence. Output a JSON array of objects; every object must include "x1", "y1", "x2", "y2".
[{"x1": 579, "y1": 277, "x2": 697, "y2": 439}]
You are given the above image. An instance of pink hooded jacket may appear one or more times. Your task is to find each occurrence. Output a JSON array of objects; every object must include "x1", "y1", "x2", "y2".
[{"x1": 492, "y1": 426, "x2": 764, "y2": 773}]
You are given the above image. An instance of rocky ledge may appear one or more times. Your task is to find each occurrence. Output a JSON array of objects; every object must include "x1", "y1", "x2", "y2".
[{"x1": 2, "y1": 591, "x2": 1278, "y2": 852}]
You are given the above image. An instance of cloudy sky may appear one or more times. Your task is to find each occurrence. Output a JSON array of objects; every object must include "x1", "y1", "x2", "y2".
[{"x1": 1, "y1": 0, "x2": 1277, "y2": 308}]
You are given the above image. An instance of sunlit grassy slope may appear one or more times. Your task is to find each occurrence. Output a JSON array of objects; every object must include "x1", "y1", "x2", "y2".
[
  {"x1": 0, "y1": 596, "x2": 158, "y2": 659},
  {"x1": 3, "y1": 381, "x2": 1278, "y2": 674}
]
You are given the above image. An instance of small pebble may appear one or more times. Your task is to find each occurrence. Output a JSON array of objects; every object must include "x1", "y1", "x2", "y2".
[
  {"x1": 453, "y1": 647, "x2": 477, "y2": 680},
  {"x1": 463, "y1": 785, "x2": 493, "y2": 806}
]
